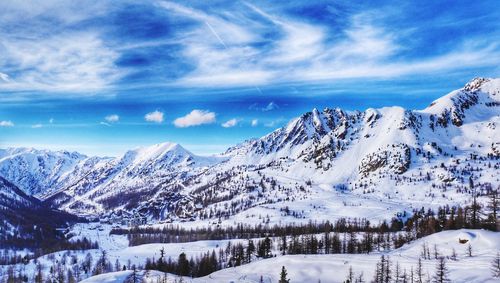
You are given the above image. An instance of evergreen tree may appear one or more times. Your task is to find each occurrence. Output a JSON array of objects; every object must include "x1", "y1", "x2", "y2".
[
  {"x1": 279, "y1": 266, "x2": 290, "y2": 283},
  {"x1": 34, "y1": 263, "x2": 43, "y2": 283},
  {"x1": 246, "y1": 239, "x2": 255, "y2": 263},
  {"x1": 177, "y1": 252, "x2": 190, "y2": 276},
  {"x1": 469, "y1": 176, "x2": 481, "y2": 228},
  {"x1": 126, "y1": 265, "x2": 139, "y2": 283},
  {"x1": 356, "y1": 272, "x2": 365, "y2": 283},
  {"x1": 345, "y1": 265, "x2": 354, "y2": 283},
  {"x1": 115, "y1": 259, "x2": 121, "y2": 272},
  {"x1": 486, "y1": 190, "x2": 499, "y2": 231}
]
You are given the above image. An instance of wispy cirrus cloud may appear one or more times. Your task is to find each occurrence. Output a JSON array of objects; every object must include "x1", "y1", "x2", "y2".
[
  {"x1": 249, "y1": 102, "x2": 279, "y2": 112},
  {"x1": 0, "y1": 0, "x2": 498, "y2": 95},
  {"x1": 0, "y1": 1, "x2": 122, "y2": 93},
  {"x1": 0, "y1": 32, "x2": 121, "y2": 92},
  {"x1": 154, "y1": 1, "x2": 500, "y2": 88},
  {"x1": 174, "y1": 109, "x2": 215, "y2": 128}
]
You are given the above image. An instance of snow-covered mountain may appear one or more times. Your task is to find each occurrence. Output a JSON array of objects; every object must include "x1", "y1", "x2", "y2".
[
  {"x1": 44, "y1": 142, "x2": 224, "y2": 215},
  {"x1": 0, "y1": 176, "x2": 79, "y2": 243},
  {"x1": 0, "y1": 176, "x2": 39, "y2": 210},
  {"x1": 0, "y1": 148, "x2": 88, "y2": 195},
  {"x1": 0, "y1": 78, "x2": 498, "y2": 223}
]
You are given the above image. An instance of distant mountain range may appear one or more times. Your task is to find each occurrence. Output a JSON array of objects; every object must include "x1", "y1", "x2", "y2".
[{"x1": 1, "y1": 77, "x2": 498, "y2": 223}]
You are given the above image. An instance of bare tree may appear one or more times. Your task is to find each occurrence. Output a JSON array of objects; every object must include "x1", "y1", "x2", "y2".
[
  {"x1": 492, "y1": 252, "x2": 500, "y2": 278},
  {"x1": 432, "y1": 257, "x2": 450, "y2": 283}
]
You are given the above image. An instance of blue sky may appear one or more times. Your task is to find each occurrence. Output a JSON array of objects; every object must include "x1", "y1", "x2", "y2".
[{"x1": 0, "y1": 0, "x2": 499, "y2": 156}]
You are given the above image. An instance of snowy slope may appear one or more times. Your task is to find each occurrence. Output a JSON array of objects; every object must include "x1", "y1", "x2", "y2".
[
  {"x1": 0, "y1": 176, "x2": 39, "y2": 210},
  {"x1": 46, "y1": 142, "x2": 224, "y2": 215},
  {"x1": 0, "y1": 148, "x2": 87, "y2": 196},
  {"x1": 0, "y1": 176, "x2": 79, "y2": 242},
  {"x1": 166, "y1": 77, "x2": 499, "y2": 226},
  {"x1": 77, "y1": 229, "x2": 500, "y2": 283}
]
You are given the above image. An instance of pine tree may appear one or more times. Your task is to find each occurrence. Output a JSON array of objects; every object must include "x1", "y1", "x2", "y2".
[
  {"x1": 345, "y1": 266, "x2": 354, "y2": 283},
  {"x1": 433, "y1": 244, "x2": 439, "y2": 259},
  {"x1": 487, "y1": 190, "x2": 499, "y2": 231},
  {"x1": 279, "y1": 266, "x2": 290, "y2": 283},
  {"x1": 491, "y1": 252, "x2": 500, "y2": 278},
  {"x1": 67, "y1": 269, "x2": 76, "y2": 283},
  {"x1": 126, "y1": 265, "x2": 139, "y2": 283},
  {"x1": 356, "y1": 272, "x2": 365, "y2": 283},
  {"x1": 416, "y1": 258, "x2": 424, "y2": 283},
  {"x1": 432, "y1": 257, "x2": 450, "y2": 283},
  {"x1": 401, "y1": 268, "x2": 408, "y2": 283},
  {"x1": 115, "y1": 259, "x2": 121, "y2": 272},
  {"x1": 372, "y1": 255, "x2": 391, "y2": 283},
  {"x1": 177, "y1": 252, "x2": 190, "y2": 277},
  {"x1": 469, "y1": 176, "x2": 481, "y2": 228},
  {"x1": 393, "y1": 262, "x2": 401, "y2": 283},
  {"x1": 247, "y1": 239, "x2": 256, "y2": 263},
  {"x1": 450, "y1": 248, "x2": 457, "y2": 261},
  {"x1": 383, "y1": 255, "x2": 391, "y2": 283}
]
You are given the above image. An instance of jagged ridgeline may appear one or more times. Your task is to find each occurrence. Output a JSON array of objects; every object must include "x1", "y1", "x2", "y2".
[{"x1": 0, "y1": 78, "x2": 498, "y2": 223}]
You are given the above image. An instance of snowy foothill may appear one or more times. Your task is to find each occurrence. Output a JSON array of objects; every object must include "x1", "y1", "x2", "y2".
[{"x1": 76, "y1": 229, "x2": 499, "y2": 283}]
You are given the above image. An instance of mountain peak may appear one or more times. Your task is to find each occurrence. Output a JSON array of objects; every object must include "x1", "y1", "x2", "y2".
[
  {"x1": 122, "y1": 142, "x2": 190, "y2": 164},
  {"x1": 463, "y1": 77, "x2": 490, "y2": 92},
  {"x1": 420, "y1": 77, "x2": 499, "y2": 127}
]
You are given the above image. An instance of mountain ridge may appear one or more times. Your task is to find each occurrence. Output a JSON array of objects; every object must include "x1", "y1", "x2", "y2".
[{"x1": 0, "y1": 77, "x2": 498, "y2": 223}]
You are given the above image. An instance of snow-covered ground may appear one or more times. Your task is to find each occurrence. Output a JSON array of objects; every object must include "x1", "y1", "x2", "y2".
[{"x1": 60, "y1": 229, "x2": 500, "y2": 283}]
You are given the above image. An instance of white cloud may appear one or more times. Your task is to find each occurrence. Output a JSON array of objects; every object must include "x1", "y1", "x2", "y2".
[
  {"x1": 31, "y1": 124, "x2": 43, "y2": 128},
  {"x1": 249, "y1": 102, "x2": 279, "y2": 112},
  {"x1": 157, "y1": 3, "x2": 500, "y2": 88},
  {"x1": 222, "y1": 118, "x2": 238, "y2": 128},
  {"x1": 145, "y1": 111, "x2": 164, "y2": 123},
  {"x1": 251, "y1": 119, "x2": 258, "y2": 126},
  {"x1": 105, "y1": 114, "x2": 119, "y2": 123},
  {"x1": 0, "y1": 72, "x2": 9, "y2": 82},
  {"x1": 0, "y1": 120, "x2": 14, "y2": 127},
  {"x1": 263, "y1": 102, "x2": 279, "y2": 112},
  {"x1": 174, "y1": 109, "x2": 216, "y2": 128},
  {"x1": 49, "y1": 118, "x2": 54, "y2": 124},
  {"x1": 0, "y1": 32, "x2": 121, "y2": 92},
  {"x1": 0, "y1": 1, "x2": 120, "y2": 93}
]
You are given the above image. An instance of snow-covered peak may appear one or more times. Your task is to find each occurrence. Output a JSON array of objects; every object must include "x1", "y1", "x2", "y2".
[
  {"x1": 119, "y1": 142, "x2": 221, "y2": 169},
  {"x1": 0, "y1": 147, "x2": 86, "y2": 161},
  {"x1": 423, "y1": 78, "x2": 499, "y2": 112},
  {"x1": 122, "y1": 142, "x2": 185, "y2": 164},
  {"x1": 420, "y1": 77, "x2": 500, "y2": 127},
  {"x1": 0, "y1": 148, "x2": 89, "y2": 195}
]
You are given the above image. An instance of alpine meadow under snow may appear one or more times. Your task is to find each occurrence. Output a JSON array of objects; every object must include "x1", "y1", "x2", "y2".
[{"x1": 0, "y1": 77, "x2": 499, "y2": 282}]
